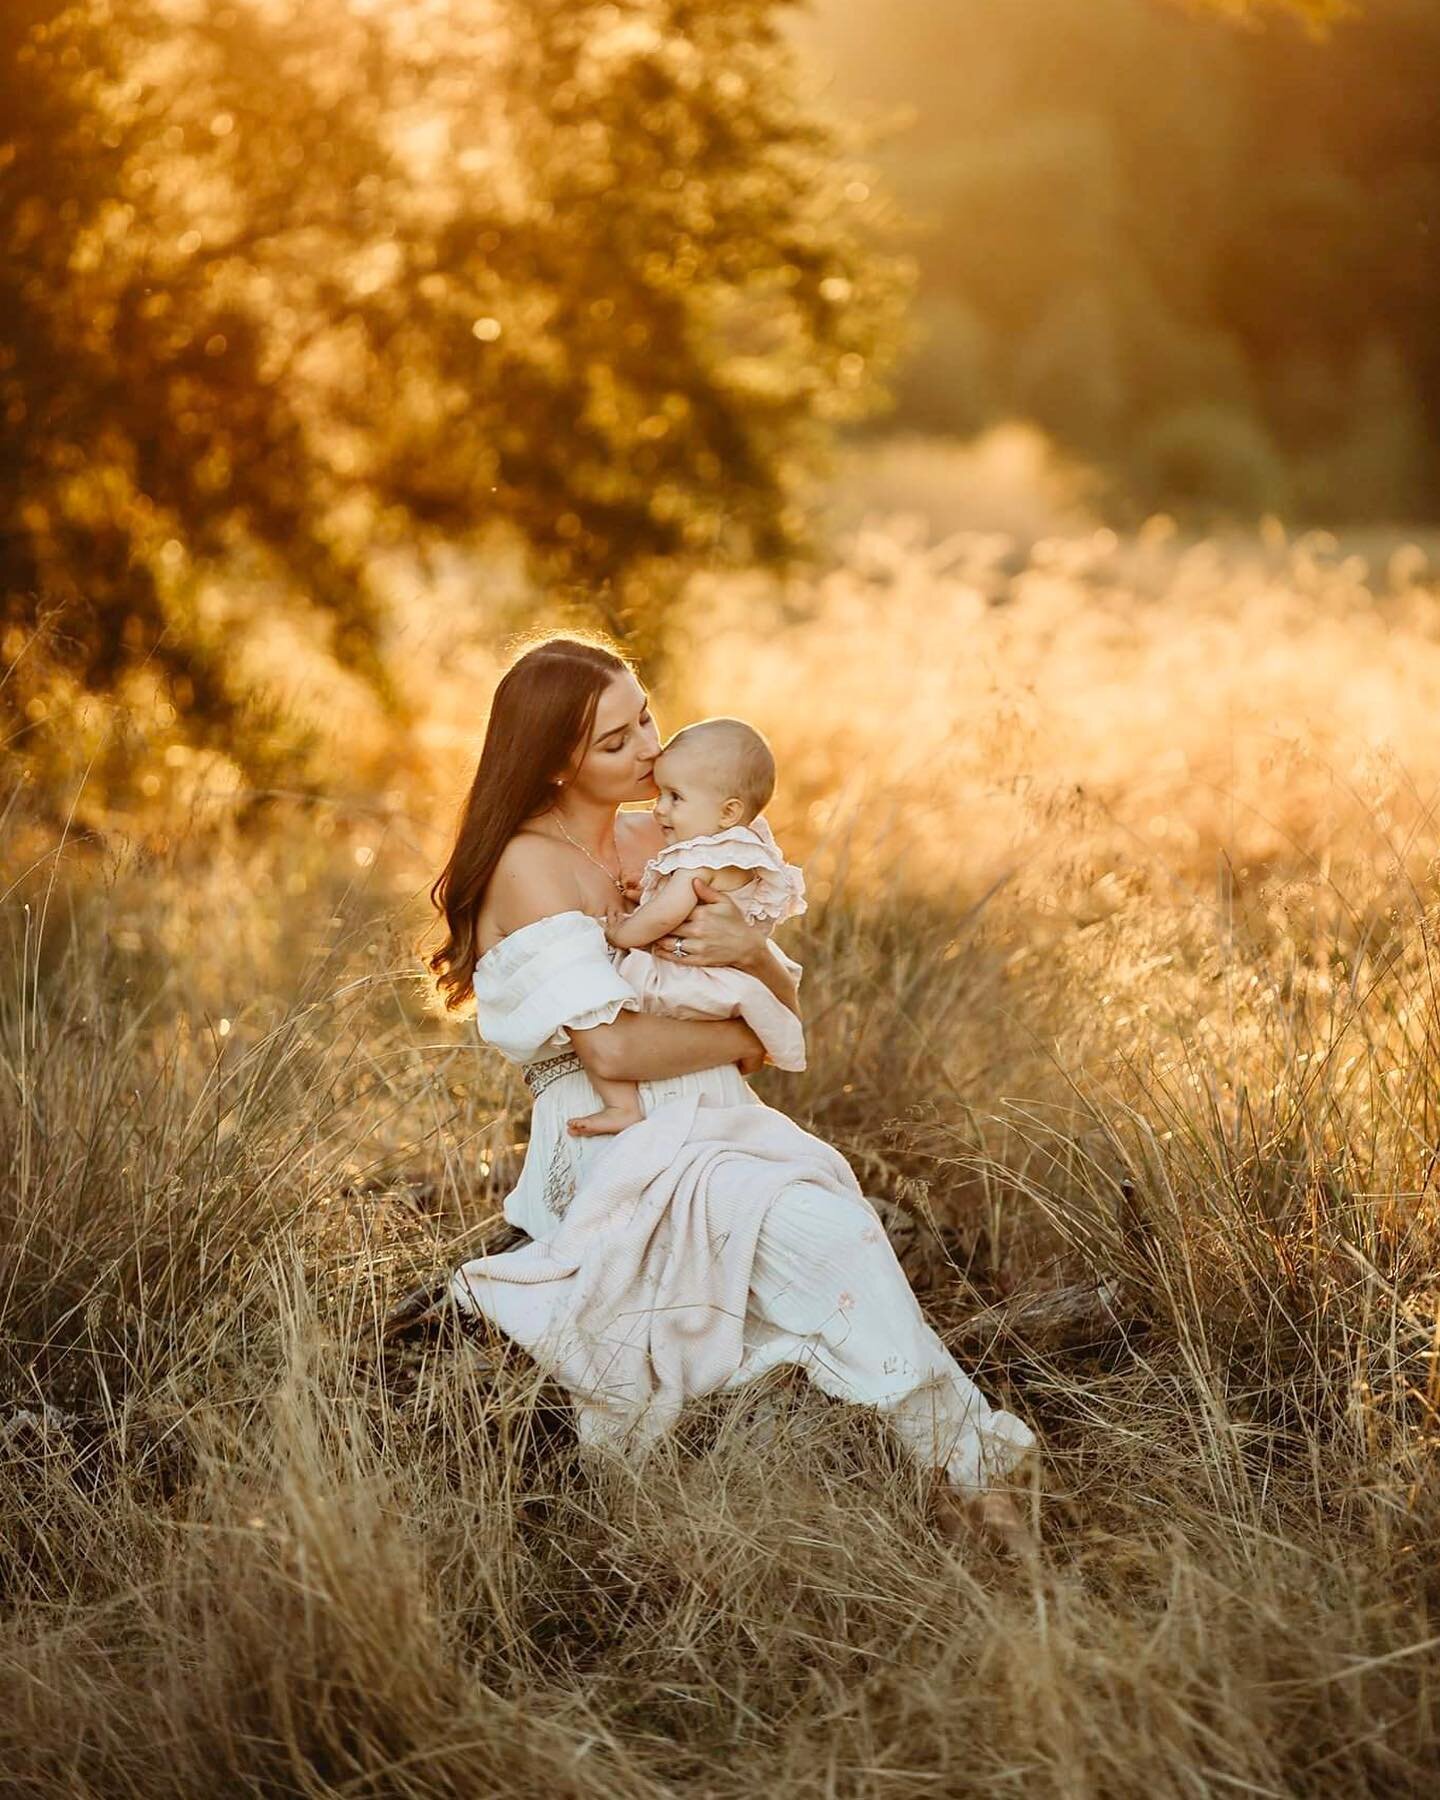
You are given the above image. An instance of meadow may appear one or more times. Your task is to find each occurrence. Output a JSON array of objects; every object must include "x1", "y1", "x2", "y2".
[{"x1": 6, "y1": 439, "x2": 1440, "y2": 1796}]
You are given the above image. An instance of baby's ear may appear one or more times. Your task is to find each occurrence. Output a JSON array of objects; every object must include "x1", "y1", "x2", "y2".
[{"x1": 720, "y1": 795, "x2": 746, "y2": 828}]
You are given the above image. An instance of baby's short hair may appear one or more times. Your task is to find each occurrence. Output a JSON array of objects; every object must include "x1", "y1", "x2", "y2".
[{"x1": 662, "y1": 717, "x2": 776, "y2": 821}]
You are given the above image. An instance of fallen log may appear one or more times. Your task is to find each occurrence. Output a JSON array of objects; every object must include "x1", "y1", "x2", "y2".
[
  {"x1": 377, "y1": 1217, "x2": 527, "y2": 1343},
  {"x1": 947, "y1": 1274, "x2": 1132, "y2": 1354}
]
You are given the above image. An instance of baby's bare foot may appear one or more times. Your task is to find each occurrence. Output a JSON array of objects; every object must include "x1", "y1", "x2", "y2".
[{"x1": 567, "y1": 1105, "x2": 643, "y2": 1138}]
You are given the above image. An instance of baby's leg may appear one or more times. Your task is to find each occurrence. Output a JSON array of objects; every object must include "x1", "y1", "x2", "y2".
[{"x1": 568, "y1": 1072, "x2": 644, "y2": 1137}]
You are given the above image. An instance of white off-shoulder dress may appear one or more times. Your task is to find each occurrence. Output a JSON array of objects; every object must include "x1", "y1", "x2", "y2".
[
  {"x1": 617, "y1": 818, "x2": 808, "y2": 1072},
  {"x1": 450, "y1": 910, "x2": 1036, "y2": 1496}
]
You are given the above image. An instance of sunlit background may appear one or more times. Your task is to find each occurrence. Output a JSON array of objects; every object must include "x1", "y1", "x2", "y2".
[
  {"x1": 8, "y1": 3, "x2": 1440, "y2": 1793},
  {"x1": 7, "y1": 0, "x2": 1435, "y2": 873}
]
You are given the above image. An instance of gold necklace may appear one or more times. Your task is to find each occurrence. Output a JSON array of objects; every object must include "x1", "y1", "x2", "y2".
[{"x1": 551, "y1": 811, "x2": 626, "y2": 896}]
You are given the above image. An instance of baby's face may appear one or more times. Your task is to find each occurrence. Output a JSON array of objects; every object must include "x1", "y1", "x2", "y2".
[{"x1": 652, "y1": 747, "x2": 733, "y2": 842}]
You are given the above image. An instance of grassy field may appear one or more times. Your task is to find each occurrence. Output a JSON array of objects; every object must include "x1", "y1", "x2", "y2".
[{"x1": 6, "y1": 459, "x2": 1440, "y2": 1796}]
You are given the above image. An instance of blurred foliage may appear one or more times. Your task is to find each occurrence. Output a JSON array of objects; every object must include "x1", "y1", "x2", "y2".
[
  {"x1": 1194, "y1": 0, "x2": 1353, "y2": 19},
  {"x1": 1, "y1": 0, "x2": 903, "y2": 795},
  {"x1": 804, "y1": 0, "x2": 1439, "y2": 523}
]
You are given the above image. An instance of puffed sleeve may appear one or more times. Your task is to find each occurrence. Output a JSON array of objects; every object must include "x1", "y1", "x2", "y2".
[{"x1": 472, "y1": 911, "x2": 639, "y2": 1065}]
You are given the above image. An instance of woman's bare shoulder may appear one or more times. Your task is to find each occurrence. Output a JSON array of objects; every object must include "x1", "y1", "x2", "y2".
[{"x1": 484, "y1": 831, "x2": 583, "y2": 938}]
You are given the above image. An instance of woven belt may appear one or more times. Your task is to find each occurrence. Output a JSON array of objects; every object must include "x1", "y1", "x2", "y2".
[{"x1": 523, "y1": 1049, "x2": 585, "y2": 1099}]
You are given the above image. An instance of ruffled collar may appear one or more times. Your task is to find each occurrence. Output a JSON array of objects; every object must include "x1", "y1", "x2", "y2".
[{"x1": 651, "y1": 818, "x2": 780, "y2": 863}]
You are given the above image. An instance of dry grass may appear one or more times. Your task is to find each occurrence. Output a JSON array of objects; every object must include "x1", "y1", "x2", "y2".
[{"x1": 6, "y1": 489, "x2": 1440, "y2": 1796}]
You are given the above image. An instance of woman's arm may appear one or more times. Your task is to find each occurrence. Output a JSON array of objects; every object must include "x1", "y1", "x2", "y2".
[
  {"x1": 568, "y1": 1011, "x2": 765, "y2": 1082},
  {"x1": 745, "y1": 938, "x2": 802, "y2": 1018},
  {"x1": 654, "y1": 881, "x2": 802, "y2": 1019}
]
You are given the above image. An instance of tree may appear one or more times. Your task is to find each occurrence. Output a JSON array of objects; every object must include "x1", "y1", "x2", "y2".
[
  {"x1": 805, "y1": 0, "x2": 1438, "y2": 525},
  {"x1": 1, "y1": 0, "x2": 903, "y2": 790}
]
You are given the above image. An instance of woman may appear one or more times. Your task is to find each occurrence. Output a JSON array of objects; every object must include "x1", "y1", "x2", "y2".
[{"x1": 427, "y1": 637, "x2": 1038, "y2": 1552}]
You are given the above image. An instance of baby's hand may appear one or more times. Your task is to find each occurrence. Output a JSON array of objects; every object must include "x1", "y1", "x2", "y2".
[{"x1": 603, "y1": 901, "x2": 630, "y2": 945}]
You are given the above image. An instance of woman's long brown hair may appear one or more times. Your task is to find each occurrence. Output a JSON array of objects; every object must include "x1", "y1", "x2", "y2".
[{"x1": 427, "y1": 636, "x2": 632, "y2": 1012}]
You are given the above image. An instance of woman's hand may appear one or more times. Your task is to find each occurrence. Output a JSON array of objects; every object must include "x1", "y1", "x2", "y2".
[
  {"x1": 652, "y1": 879, "x2": 769, "y2": 971},
  {"x1": 735, "y1": 1025, "x2": 768, "y2": 1077}
]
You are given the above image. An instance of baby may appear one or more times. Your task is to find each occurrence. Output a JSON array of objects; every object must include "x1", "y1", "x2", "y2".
[{"x1": 568, "y1": 717, "x2": 807, "y2": 1138}]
